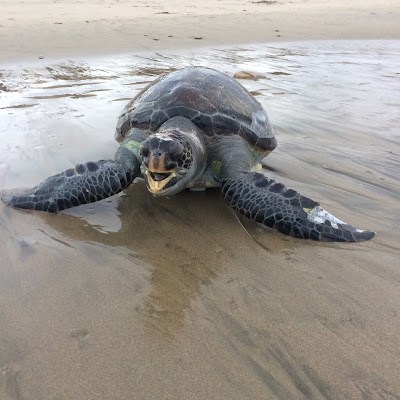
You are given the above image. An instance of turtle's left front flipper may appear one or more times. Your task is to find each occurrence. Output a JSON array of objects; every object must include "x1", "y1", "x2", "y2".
[
  {"x1": 1, "y1": 145, "x2": 140, "y2": 213},
  {"x1": 222, "y1": 172, "x2": 375, "y2": 242}
]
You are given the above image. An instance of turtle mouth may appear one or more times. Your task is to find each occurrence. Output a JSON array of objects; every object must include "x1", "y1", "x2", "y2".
[
  {"x1": 149, "y1": 171, "x2": 171, "y2": 182},
  {"x1": 145, "y1": 169, "x2": 178, "y2": 194}
]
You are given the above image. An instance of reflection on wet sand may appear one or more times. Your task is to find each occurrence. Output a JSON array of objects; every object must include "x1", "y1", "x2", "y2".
[
  {"x1": 45, "y1": 183, "x2": 233, "y2": 336},
  {"x1": 55, "y1": 183, "x2": 301, "y2": 339},
  {"x1": 1, "y1": 41, "x2": 400, "y2": 399}
]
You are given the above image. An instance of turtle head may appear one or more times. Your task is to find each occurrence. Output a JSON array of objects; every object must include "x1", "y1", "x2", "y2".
[{"x1": 140, "y1": 129, "x2": 204, "y2": 196}]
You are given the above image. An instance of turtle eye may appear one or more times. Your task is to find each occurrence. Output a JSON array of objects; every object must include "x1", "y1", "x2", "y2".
[
  {"x1": 141, "y1": 146, "x2": 149, "y2": 158},
  {"x1": 169, "y1": 140, "x2": 184, "y2": 157}
]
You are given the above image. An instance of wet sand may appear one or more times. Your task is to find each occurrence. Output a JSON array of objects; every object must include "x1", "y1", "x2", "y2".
[{"x1": 1, "y1": 2, "x2": 400, "y2": 400}]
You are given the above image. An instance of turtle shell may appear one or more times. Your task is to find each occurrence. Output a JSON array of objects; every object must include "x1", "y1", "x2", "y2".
[{"x1": 115, "y1": 67, "x2": 277, "y2": 152}]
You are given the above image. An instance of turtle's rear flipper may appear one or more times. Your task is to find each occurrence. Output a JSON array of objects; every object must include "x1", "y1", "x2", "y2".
[
  {"x1": 222, "y1": 172, "x2": 375, "y2": 242},
  {"x1": 2, "y1": 152, "x2": 139, "y2": 213}
]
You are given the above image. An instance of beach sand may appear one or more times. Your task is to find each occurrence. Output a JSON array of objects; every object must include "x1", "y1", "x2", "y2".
[
  {"x1": 1, "y1": 1, "x2": 400, "y2": 400},
  {"x1": 1, "y1": 0, "x2": 400, "y2": 62}
]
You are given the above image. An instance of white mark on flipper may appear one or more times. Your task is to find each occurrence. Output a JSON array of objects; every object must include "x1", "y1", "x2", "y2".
[{"x1": 304, "y1": 206, "x2": 346, "y2": 229}]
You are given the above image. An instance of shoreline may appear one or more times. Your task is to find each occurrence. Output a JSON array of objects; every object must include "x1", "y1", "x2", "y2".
[
  {"x1": 1, "y1": 0, "x2": 400, "y2": 63},
  {"x1": 2, "y1": 37, "x2": 399, "y2": 68}
]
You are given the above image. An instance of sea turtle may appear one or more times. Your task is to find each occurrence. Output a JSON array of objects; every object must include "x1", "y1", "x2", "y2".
[{"x1": 1, "y1": 67, "x2": 374, "y2": 242}]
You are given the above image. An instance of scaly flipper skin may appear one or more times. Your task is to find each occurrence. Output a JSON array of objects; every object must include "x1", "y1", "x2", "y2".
[
  {"x1": 222, "y1": 172, "x2": 375, "y2": 242},
  {"x1": 1, "y1": 145, "x2": 140, "y2": 213}
]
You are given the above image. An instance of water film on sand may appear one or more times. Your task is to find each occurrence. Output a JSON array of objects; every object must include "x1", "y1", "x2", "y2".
[{"x1": 0, "y1": 41, "x2": 399, "y2": 400}]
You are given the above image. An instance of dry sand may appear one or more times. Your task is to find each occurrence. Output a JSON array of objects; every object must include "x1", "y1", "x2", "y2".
[
  {"x1": 1, "y1": 0, "x2": 400, "y2": 62},
  {"x1": 1, "y1": 1, "x2": 400, "y2": 400}
]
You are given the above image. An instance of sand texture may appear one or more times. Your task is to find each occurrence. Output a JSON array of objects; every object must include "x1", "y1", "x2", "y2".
[
  {"x1": 1, "y1": 1, "x2": 400, "y2": 400},
  {"x1": 1, "y1": 0, "x2": 400, "y2": 62}
]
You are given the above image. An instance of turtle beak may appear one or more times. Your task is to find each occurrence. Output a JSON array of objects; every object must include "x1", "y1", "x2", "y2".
[
  {"x1": 143, "y1": 168, "x2": 179, "y2": 195},
  {"x1": 139, "y1": 135, "x2": 191, "y2": 195}
]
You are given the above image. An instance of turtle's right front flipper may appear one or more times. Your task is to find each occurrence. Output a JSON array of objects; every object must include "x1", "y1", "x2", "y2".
[
  {"x1": 1, "y1": 145, "x2": 140, "y2": 213},
  {"x1": 222, "y1": 172, "x2": 375, "y2": 242}
]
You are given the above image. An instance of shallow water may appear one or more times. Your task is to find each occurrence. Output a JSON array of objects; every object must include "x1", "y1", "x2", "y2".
[{"x1": 1, "y1": 41, "x2": 400, "y2": 400}]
